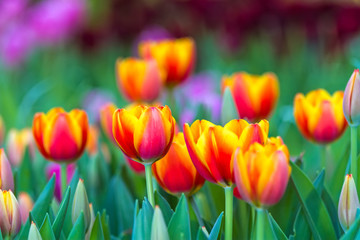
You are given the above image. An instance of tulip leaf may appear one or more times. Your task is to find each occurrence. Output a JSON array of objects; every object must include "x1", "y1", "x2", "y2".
[
  {"x1": 321, "y1": 188, "x2": 341, "y2": 238},
  {"x1": 196, "y1": 227, "x2": 209, "y2": 240},
  {"x1": 17, "y1": 175, "x2": 56, "y2": 239},
  {"x1": 90, "y1": 213, "x2": 105, "y2": 240},
  {"x1": 39, "y1": 214, "x2": 56, "y2": 240},
  {"x1": 340, "y1": 209, "x2": 360, "y2": 240},
  {"x1": 268, "y1": 213, "x2": 287, "y2": 240},
  {"x1": 208, "y1": 212, "x2": 224, "y2": 240},
  {"x1": 17, "y1": 147, "x2": 35, "y2": 194},
  {"x1": 154, "y1": 191, "x2": 174, "y2": 225},
  {"x1": 28, "y1": 223, "x2": 43, "y2": 240},
  {"x1": 101, "y1": 210, "x2": 111, "y2": 240},
  {"x1": 289, "y1": 161, "x2": 337, "y2": 240},
  {"x1": 221, "y1": 87, "x2": 239, "y2": 125},
  {"x1": 52, "y1": 187, "x2": 71, "y2": 239},
  {"x1": 132, "y1": 198, "x2": 154, "y2": 240},
  {"x1": 168, "y1": 194, "x2": 191, "y2": 240},
  {"x1": 67, "y1": 212, "x2": 85, "y2": 240},
  {"x1": 151, "y1": 207, "x2": 169, "y2": 240}
]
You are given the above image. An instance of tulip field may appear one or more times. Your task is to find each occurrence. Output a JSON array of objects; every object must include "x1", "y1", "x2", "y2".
[{"x1": 3, "y1": 1, "x2": 360, "y2": 240}]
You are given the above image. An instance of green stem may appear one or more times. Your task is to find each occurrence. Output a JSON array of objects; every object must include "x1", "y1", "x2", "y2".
[
  {"x1": 351, "y1": 126, "x2": 358, "y2": 185},
  {"x1": 255, "y1": 208, "x2": 265, "y2": 240},
  {"x1": 61, "y1": 164, "x2": 67, "y2": 198},
  {"x1": 224, "y1": 186, "x2": 234, "y2": 240},
  {"x1": 144, "y1": 164, "x2": 155, "y2": 207},
  {"x1": 189, "y1": 195, "x2": 205, "y2": 227}
]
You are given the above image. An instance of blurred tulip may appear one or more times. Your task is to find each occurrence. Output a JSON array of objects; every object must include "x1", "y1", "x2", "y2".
[
  {"x1": 18, "y1": 192, "x2": 33, "y2": 224},
  {"x1": 32, "y1": 107, "x2": 89, "y2": 162},
  {"x1": 294, "y1": 89, "x2": 347, "y2": 144},
  {"x1": 233, "y1": 137, "x2": 291, "y2": 208},
  {"x1": 113, "y1": 105, "x2": 175, "y2": 164},
  {"x1": 115, "y1": 58, "x2": 163, "y2": 102},
  {"x1": 125, "y1": 155, "x2": 145, "y2": 174},
  {"x1": 183, "y1": 119, "x2": 269, "y2": 187},
  {"x1": 343, "y1": 69, "x2": 360, "y2": 127},
  {"x1": 152, "y1": 132, "x2": 205, "y2": 196},
  {"x1": 0, "y1": 116, "x2": 4, "y2": 146},
  {"x1": 6, "y1": 128, "x2": 35, "y2": 167},
  {"x1": 72, "y1": 179, "x2": 91, "y2": 231},
  {"x1": 139, "y1": 37, "x2": 196, "y2": 86},
  {"x1": 86, "y1": 125, "x2": 99, "y2": 156},
  {"x1": 338, "y1": 174, "x2": 360, "y2": 231},
  {"x1": 82, "y1": 90, "x2": 115, "y2": 123},
  {"x1": 99, "y1": 103, "x2": 117, "y2": 144},
  {"x1": 0, "y1": 149, "x2": 14, "y2": 191},
  {"x1": 222, "y1": 72, "x2": 279, "y2": 122},
  {"x1": 46, "y1": 163, "x2": 75, "y2": 201},
  {"x1": 0, "y1": 190, "x2": 21, "y2": 237}
]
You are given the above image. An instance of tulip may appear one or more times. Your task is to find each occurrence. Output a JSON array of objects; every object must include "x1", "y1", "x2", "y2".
[
  {"x1": 46, "y1": 163, "x2": 76, "y2": 201},
  {"x1": 86, "y1": 125, "x2": 99, "y2": 156},
  {"x1": 344, "y1": 69, "x2": 360, "y2": 127},
  {"x1": 221, "y1": 72, "x2": 279, "y2": 122},
  {"x1": 152, "y1": 132, "x2": 205, "y2": 196},
  {"x1": 338, "y1": 174, "x2": 360, "y2": 231},
  {"x1": 6, "y1": 128, "x2": 35, "y2": 167},
  {"x1": 183, "y1": 119, "x2": 269, "y2": 187},
  {"x1": 18, "y1": 192, "x2": 34, "y2": 224},
  {"x1": 0, "y1": 116, "x2": 4, "y2": 146},
  {"x1": 72, "y1": 179, "x2": 91, "y2": 231},
  {"x1": 294, "y1": 89, "x2": 347, "y2": 144},
  {"x1": 125, "y1": 155, "x2": 145, "y2": 174},
  {"x1": 28, "y1": 222, "x2": 42, "y2": 240},
  {"x1": 115, "y1": 58, "x2": 163, "y2": 102},
  {"x1": 0, "y1": 149, "x2": 14, "y2": 191},
  {"x1": 139, "y1": 37, "x2": 196, "y2": 86},
  {"x1": 233, "y1": 137, "x2": 291, "y2": 208},
  {"x1": 0, "y1": 190, "x2": 21, "y2": 237},
  {"x1": 32, "y1": 107, "x2": 89, "y2": 162},
  {"x1": 99, "y1": 103, "x2": 117, "y2": 144}
]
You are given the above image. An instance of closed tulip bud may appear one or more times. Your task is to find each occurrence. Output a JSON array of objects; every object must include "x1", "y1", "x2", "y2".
[
  {"x1": 32, "y1": 107, "x2": 89, "y2": 162},
  {"x1": 99, "y1": 103, "x2": 117, "y2": 145},
  {"x1": 125, "y1": 155, "x2": 145, "y2": 174},
  {"x1": 0, "y1": 116, "x2": 4, "y2": 146},
  {"x1": 85, "y1": 203, "x2": 96, "y2": 240},
  {"x1": 338, "y1": 174, "x2": 360, "y2": 231},
  {"x1": 116, "y1": 58, "x2": 163, "y2": 102},
  {"x1": 344, "y1": 69, "x2": 360, "y2": 126},
  {"x1": 183, "y1": 119, "x2": 269, "y2": 187},
  {"x1": 0, "y1": 190, "x2": 21, "y2": 237},
  {"x1": 6, "y1": 128, "x2": 35, "y2": 167},
  {"x1": 72, "y1": 179, "x2": 91, "y2": 231},
  {"x1": 139, "y1": 37, "x2": 196, "y2": 86},
  {"x1": 18, "y1": 192, "x2": 34, "y2": 224},
  {"x1": 113, "y1": 105, "x2": 175, "y2": 164},
  {"x1": 28, "y1": 222, "x2": 42, "y2": 240},
  {"x1": 0, "y1": 149, "x2": 14, "y2": 191},
  {"x1": 221, "y1": 72, "x2": 279, "y2": 122},
  {"x1": 86, "y1": 125, "x2": 99, "y2": 156},
  {"x1": 152, "y1": 132, "x2": 205, "y2": 196},
  {"x1": 233, "y1": 137, "x2": 291, "y2": 208},
  {"x1": 294, "y1": 89, "x2": 347, "y2": 144}
]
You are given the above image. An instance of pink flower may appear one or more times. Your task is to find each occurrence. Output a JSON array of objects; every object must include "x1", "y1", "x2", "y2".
[{"x1": 46, "y1": 163, "x2": 76, "y2": 201}]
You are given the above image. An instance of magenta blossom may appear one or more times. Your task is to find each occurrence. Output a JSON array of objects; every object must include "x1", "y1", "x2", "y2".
[
  {"x1": 46, "y1": 163, "x2": 76, "y2": 201},
  {"x1": 0, "y1": 0, "x2": 28, "y2": 33}
]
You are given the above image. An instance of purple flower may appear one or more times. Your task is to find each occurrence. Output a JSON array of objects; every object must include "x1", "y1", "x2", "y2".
[
  {"x1": 82, "y1": 89, "x2": 115, "y2": 123},
  {"x1": 46, "y1": 163, "x2": 76, "y2": 202},
  {"x1": 0, "y1": 0, "x2": 28, "y2": 33}
]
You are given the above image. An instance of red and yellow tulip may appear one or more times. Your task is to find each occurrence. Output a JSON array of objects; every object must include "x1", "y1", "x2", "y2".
[
  {"x1": 0, "y1": 190, "x2": 21, "y2": 237},
  {"x1": 222, "y1": 72, "x2": 279, "y2": 122},
  {"x1": 139, "y1": 37, "x2": 195, "y2": 86},
  {"x1": 294, "y1": 89, "x2": 347, "y2": 144},
  {"x1": 0, "y1": 149, "x2": 14, "y2": 191},
  {"x1": 152, "y1": 132, "x2": 205, "y2": 196},
  {"x1": 6, "y1": 128, "x2": 35, "y2": 167},
  {"x1": 125, "y1": 156, "x2": 145, "y2": 174},
  {"x1": 112, "y1": 105, "x2": 175, "y2": 164},
  {"x1": 32, "y1": 107, "x2": 89, "y2": 162},
  {"x1": 183, "y1": 119, "x2": 269, "y2": 187},
  {"x1": 233, "y1": 137, "x2": 291, "y2": 208},
  {"x1": 115, "y1": 58, "x2": 163, "y2": 102},
  {"x1": 99, "y1": 103, "x2": 117, "y2": 145}
]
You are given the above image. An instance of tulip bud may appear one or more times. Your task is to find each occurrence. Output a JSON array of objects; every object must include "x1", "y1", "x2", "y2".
[
  {"x1": 0, "y1": 149, "x2": 14, "y2": 191},
  {"x1": 6, "y1": 128, "x2": 35, "y2": 167},
  {"x1": 99, "y1": 102, "x2": 117, "y2": 145},
  {"x1": 343, "y1": 69, "x2": 360, "y2": 127},
  {"x1": 18, "y1": 192, "x2": 34, "y2": 224},
  {"x1": 338, "y1": 174, "x2": 360, "y2": 231},
  {"x1": 0, "y1": 190, "x2": 21, "y2": 237},
  {"x1": 85, "y1": 203, "x2": 95, "y2": 240},
  {"x1": 28, "y1": 222, "x2": 42, "y2": 240},
  {"x1": 72, "y1": 179, "x2": 91, "y2": 232}
]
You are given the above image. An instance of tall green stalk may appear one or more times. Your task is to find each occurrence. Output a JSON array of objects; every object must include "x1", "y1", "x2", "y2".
[
  {"x1": 145, "y1": 164, "x2": 155, "y2": 206},
  {"x1": 255, "y1": 209, "x2": 265, "y2": 240},
  {"x1": 351, "y1": 126, "x2": 358, "y2": 185},
  {"x1": 61, "y1": 164, "x2": 67, "y2": 198},
  {"x1": 224, "y1": 186, "x2": 234, "y2": 240}
]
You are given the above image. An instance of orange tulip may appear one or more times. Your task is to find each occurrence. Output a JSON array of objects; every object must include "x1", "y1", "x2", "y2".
[
  {"x1": 294, "y1": 89, "x2": 347, "y2": 144},
  {"x1": 152, "y1": 132, "x2": 205, "y2": 196},
  {"x1": 86, "y1": 126, "x2": 99, "y2": 156},
  {"x1": 6, "y1": 128, "x2": 35, "y2": 167},
  {"x1": 222, "y1": 72, "x2": 279, "y2": 122},
  {"x1": 32, "y1": 107, "x2": 89, "y2": 162},
  {"x1": 99, "y1": 103, "x2": 117, "y2": 145},
  {"x1": 183, "y1": 119, "x2": 269, "y2": 187},
  {"x1": 139, "y1": 37, "x2": 196, "y2": 86},
  {"x1": 233, "y1": 137, "x2": 291, "y2": 208},
  {"x1": 113, "y1": 105, "x2": 175, "y2": 164},
  {"x1": 115, "y1": 58, "x2": 163, "y2": 102}
]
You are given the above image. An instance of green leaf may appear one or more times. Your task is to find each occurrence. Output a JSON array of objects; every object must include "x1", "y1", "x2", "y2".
[
  {"x1": 290, "y1": 161, "x2": 337, "y2": 240},
  {"x1": 39, "y1": 214, "x2": 56, "y2": 240},
  {"x1": 52, "y1": 187, "x2": 71, "y2": 239},
  {"x1": 168, "y1": 194, "x2": 191, "y2": 240},
  {"x1": 154, "y1": 191, "x2": 174, "y2": 225},
  {"x1": 28, "y1": 222, "x2": 43, "y2": 240},
  {"x1": 340, "y1": 211, "x2": 360, "y2": 240},
  {"x1": 221, "y1": 87, "x2": 239, "y2": 125},
  {"x1": 67, "y1": 212, "x2": 85, "y2": 240},
  {"x1": 196, "y1": 227, "x2": 209, "y2": 240},
  {"x1": 268, "y1": 213, "x2": 287, "y2": 240},
  {"x1": 151, "y1": 207, "x2": 169, "y2": 240},
  {"x1": 17, "y1": 147, "x2": 35, "y2": 194},
  {"x1": 208, "y1": 212, "x2": 223, "y2": 240},
  {"x1": 132, "y1": 198, "x2": 154, "y2": 240},
  {"x1": 90, "y1": 213, "x2": 105, "y2": 240},
  {"x1": 322, "y1": 188, "x2": 341, "y2": 238},
  {"x1": 101, "y1": 211, "x2": 111, "y2": 240}
]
